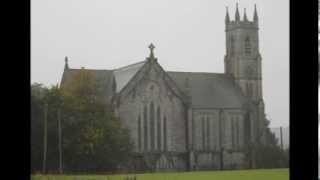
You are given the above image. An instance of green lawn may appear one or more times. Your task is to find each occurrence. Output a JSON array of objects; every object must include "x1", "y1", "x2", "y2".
[{"x1": 31, "y1": 168, "x2": 289, "y2": 180}]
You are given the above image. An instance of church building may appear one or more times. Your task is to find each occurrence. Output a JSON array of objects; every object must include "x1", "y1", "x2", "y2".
[{"x1": 60, "y1": 4, "x2": 268, "y2": 171}]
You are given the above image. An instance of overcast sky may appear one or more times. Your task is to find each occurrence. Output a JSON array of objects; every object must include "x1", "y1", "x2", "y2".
[{"x1": 31, "y1": 0, "x2": 289, "y2": 128}]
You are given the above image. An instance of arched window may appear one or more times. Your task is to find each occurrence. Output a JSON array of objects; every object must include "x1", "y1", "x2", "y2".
[
  {"x1": 245, "y1": 67, "x2": 254, "y2": 78},
  {"x1": 163, "y1": 116, "x2": 167, "y2": 151},
  {"x1": 206, "y1": 116, "x2": 210, "y2": 150},
  {"x1": 157, "y1": 106, "x2": 161, "y2": 150},
  {"x1": 132, "y1": 88, "x2": 136, "y2": 100},
  {"x1": 245, "y1": 36, "x2": 251, "y2": 55},
  {"x1": 236, "y1": 117, "x2": 240, "y2": 149},
  {"x1": 231, "y1": 117, "x2": 234, "y2": 149},
  {"x1": 230, "y1": 36, "x2": 235, "y2": 55},
  {"x1": 138, "y1": 115, "x2": 141, "y2": 151},
  {"x1": 143, "y1": 105, "x2": 148, "y2": 151},
  {"x1": 244, "y1": 112, "x2": 251, "y2": 144},
  {"x1": 246, "y1": 82, "x2": 253, "y2": 97},
  {"x1": 150, "y1": 102, "x2": 155, "y2": 150},
  {"x1": 202, "y1": 117, "x2": 205, "y2": 150}
]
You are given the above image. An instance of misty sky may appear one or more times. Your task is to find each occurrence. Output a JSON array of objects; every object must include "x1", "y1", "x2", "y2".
[{"x1": 31, "y1": 0, "x2": 289, "y2": 128}]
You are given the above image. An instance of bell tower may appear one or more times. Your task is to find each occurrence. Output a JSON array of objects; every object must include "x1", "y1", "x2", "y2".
[
  {"x1": 224, "y1": 4, "x2": 266, "y2": 147},
  {"x1": 224, "y1": 4, "x2": 262, "y2": 102}
]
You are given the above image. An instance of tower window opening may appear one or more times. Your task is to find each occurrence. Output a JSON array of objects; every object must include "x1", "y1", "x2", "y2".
[
  {"x1": 246, "y1": 82, "x2": 253, "y2": 97},
  {"x1": 230, "y1": 36, "x2": 235, "y2": 55},
  {"x1": 245, "y1": 37, "x2": 251, "y2": 55}
]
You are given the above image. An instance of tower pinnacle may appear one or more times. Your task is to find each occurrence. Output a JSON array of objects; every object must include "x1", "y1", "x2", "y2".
[
  {"x1": 253, "y1": 4, "x2": 258, "y2": 24},
  {"x1": 243, "y1": 8, "x2": 248, "y2": 22},
  {"x1": 225, "y1": 6, "x2": 230, "y2": 23},
  {"x1": 235, "y1": 3, "x2": 240, "y2": 22}
]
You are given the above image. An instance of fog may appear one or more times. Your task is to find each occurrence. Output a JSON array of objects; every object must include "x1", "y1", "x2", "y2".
[{"x1": 31, "y1": 0, "x2": 289, "y2": 127}]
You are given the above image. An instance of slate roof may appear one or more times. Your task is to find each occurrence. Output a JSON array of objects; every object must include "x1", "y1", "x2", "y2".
[
  {"x1": 167, "y1": 71, "x2": 248, "y2": 108},
  {"x1": 61, "y1": 61, "x2": 248, "y2": 109},
  {"x1": 60, "y1": 68, "x2": 114, "y2": 101},
  {"x1": 113, "y1": 60, "x2": 147, "y2": 92}
]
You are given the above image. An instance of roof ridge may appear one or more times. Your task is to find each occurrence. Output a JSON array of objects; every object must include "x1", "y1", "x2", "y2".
[
  {"x1": 67, "y1": 68, "x2": 113, "y2": 71},
  {"x1": 167, "y1": 71, "x2": 225, "y2": 75},
  {"x1": 114, "y1": 60, "x2": 147, "y2": 71}
]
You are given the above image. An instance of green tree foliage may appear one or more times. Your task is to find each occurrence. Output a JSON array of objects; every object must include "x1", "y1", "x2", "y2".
[
  {"x1": 31, "y1": 83, "x2": 61, "y2": 173},
  {"x1": 254, "y1": 124, "x2": 289, "y2": 169},
  {"x1": 31, "y1": 70, "x2": 133, "y2": 173},
  {"x1": 61, "y1": 70, "x2": 133, "y2": 172},
  {"x1": 31, "y1": 83, "x2": 45, "y2": 172}
]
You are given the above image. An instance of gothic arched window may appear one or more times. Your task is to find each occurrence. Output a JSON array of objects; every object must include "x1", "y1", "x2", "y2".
[
  {"x1": 202, "y1": 117, "x2": 205, "y2": 150},
  {"x1": 157, "y1": 106, "x2": 161, "y2": 150},
  {"x1": 150, "y1": 102, "x2": 155, "y2": 150},
  {"x1": 143, "y1": 105, "x2": 148, "y2": 151},
  {"x1": 231, "y1": 117, "x2": 234, "y2": 149},
  {"x1": 246, "y1": 82, "x2": 253, "y2": 97},
  {"x1": 245, "y1": 36, "x2": 251, "y2": 55},
  {"x1": 131, "y1": 88, "x2": 136, "y2": 100},
  {"x1": 163, "y1": 116, "x2": 167, "y2": 151},
  {"x1": 138, "y1": 115, "x2": 141, "y2": 151},
  {"x1": 230, "y1": 36, "x2": 235, "y2": 55},
  {"x1": 236, "y1": 117, "x2": 240, "y2": 149},
  {"x1": 206, "y1": 116, "x2": 210, "y2": 150},
  {"x1": 245, "y1": 67, "x2": 254, "y2": 78}
]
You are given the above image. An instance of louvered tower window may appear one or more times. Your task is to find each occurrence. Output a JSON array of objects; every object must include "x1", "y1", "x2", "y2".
[
  {"x1": 245, "y1": 36, "x2": 251, "y2": 55},
  {"x1": 230, "y1": 36, "x2": 235, "y2": 55}
]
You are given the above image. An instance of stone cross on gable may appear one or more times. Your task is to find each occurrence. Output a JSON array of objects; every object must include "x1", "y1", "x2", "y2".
[{"x1": 148, "y1": 43, "x2": 155, "y2": 59}]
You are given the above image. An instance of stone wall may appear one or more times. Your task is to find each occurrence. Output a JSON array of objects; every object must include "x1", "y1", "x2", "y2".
[
  {"x1": 191, "y1": 108, "x2": 247, "y2": 169},
  {"x1": 117, "y1": 64, "x2": 187, "y2": 170}
]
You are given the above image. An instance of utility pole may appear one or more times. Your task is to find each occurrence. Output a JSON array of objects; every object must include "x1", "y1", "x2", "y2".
[
  {"x1": 280, "y1": 126, "x2": 283, "y2": 151},
  {"x1": 42, "y1": 103, "x2": 48, "y2": 174},
  {"x1": 58, "y1": 108, "x2": 63, "y2": 174}
]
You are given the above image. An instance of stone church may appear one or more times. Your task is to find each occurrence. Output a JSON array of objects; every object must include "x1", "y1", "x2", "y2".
[{"x1": 60, "y1": 5, "x2": 268, "y2": 171}]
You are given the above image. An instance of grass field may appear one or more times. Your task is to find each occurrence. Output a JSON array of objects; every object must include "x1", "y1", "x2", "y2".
[{"x1": 31, "y1": 168, "x2": 289, "y2": 180}]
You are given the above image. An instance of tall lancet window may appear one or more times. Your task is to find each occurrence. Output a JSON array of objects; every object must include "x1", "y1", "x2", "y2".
[
  {"x1": 138, "y1": 115, "x2": 142, "y2": 151},
  {"x1": 231, "y1": 117, "x2": 234, "y2": 149},
  {"x1": 202, "y1": 117, "x2": 205, "y2": 150},
  {"x1": 163, "y1": 116, "x2": 167, "y2": 151},
  {"x1": 157, "y1": 106, "x2": 161, "y2": 150},
  {"x1": 236, "y1": 117, "x2": 240, "y2": 149},
  {"x1": 143, "y1": 105, "x2": 148, "y2": 151},
  {"x1": 206, "y1": 117, "x2": 210, "y2": 150},
  {"x1": 245, "y1": 36, "x2": 251, "y2": 55},
  {"x1": 230, "y1": 36, "x2": 235, "y2": 55},
  {"x1": 246, "y1": 82, "x2": 253, "y2": 97},
  {"x1": 150, "y1": 102, "x2": 155, "y2": 150}
]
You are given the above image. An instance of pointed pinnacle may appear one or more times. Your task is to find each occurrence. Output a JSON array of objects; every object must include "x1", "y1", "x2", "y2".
[
  {"x1": 243, "y1": 8, "x2": 248, "y2": 21},
  {"x1": 254, "y1": 4, "x2": 258, "y2": 22},
  {"x1": 235, "y1": 3, "x2": 240, "y2": 21},
  {"x1": 225, "y1": 6, "x2": 230, "y2": 23}
]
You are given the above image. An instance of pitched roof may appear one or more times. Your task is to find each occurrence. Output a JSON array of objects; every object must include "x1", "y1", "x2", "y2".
[
  {"x1": 60, "y1": 68, "x2": 115, "y2": 101},
  {"x1": 60, "y1": 61, "x2": 248, "y2": 109},
  {"x1": 167, "y1": 71, "x2": 248, "y2": 109},
  {"x1": 113, "y1": 60, "x2": 147, "y2": 92}
]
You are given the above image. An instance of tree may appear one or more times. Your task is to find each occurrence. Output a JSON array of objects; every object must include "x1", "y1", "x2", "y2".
[
  {"x1": 31, "y1": 70, "x2": 133, "y2": 173},
  {"x1": 60, "y1": 70, "x2": 133, "y2": 172},
  {"x1": 254, "y1": 122, "x2": 289, "y2": 169},
  {"x1": 31, "y1": 83, "x2": 45, "y2": 173}
]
